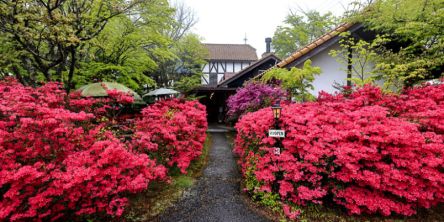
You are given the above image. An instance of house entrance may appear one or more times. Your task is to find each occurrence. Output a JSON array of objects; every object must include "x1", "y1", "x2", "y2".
[{"x1": 196, "y1": 89, "x2": 235, "y2": 123}]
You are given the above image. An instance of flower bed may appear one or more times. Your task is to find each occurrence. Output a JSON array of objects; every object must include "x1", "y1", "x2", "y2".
[
  {"x1": 0, "y1": 79, "x2": 207, "y2": 221},
  {"x1": 234, "y1": 84, "x2": 444, "y2": 219}
]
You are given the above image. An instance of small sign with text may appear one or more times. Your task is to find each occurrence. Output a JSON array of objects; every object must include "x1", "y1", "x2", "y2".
[
  {"x1": 273, "y1": 147, "x2": 281, "y2": 155},
  {"x1": 268, "y1": 129, "x2": 285, "y2": 138}
]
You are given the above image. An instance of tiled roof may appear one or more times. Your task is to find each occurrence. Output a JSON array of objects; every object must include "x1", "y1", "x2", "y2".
[
  {"x1": 204, "y1": 43, "x2": 258, "y2": 61},
  {"x1": 277, "y1": 23, "x2": 354, "y2": 68}
]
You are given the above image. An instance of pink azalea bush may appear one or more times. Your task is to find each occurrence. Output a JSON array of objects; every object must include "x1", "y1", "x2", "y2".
[
  {"x1": 0, "y1": 79, "x2": 167, "y2": 221},
  {"x1": 227, "y1": 82, "x2": 285, "y2": 121},
  {"x1": 133, "y1": 99, "x2": 208, "y2": 174},
  {"x1": 69, "y1": 86, "x2": 135, "y2": 120},
  {"x1": 234, "y1": 84, "x2": 444, "y2": 219},
  {"x1": 0, "y1": 79, "x2": 208, "y2": 220}
]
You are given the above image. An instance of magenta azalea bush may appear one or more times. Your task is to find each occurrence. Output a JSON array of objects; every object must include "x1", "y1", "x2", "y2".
[{"x1": 227, "y1": 82, "x2": 285, "y2": 121}]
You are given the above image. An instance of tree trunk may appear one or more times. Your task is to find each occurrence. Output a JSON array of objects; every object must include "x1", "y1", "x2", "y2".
[
  {"x1": 66, "y1": 46, "x2": 77, "y2": 93},
  {"x1": 55, "y1": 57, "x2": 67, "y2": 82},
  {"x1": 11, "y1": 65, "x2": 27, "y2": 86}
]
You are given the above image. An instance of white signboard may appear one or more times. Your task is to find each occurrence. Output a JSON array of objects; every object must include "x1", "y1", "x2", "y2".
[
  {"x1": 273, "y1": 147, "x2": 281, "y2": 155},
  {"x1": 268, "y1": 129, "x2": 285, "y2": 138}
]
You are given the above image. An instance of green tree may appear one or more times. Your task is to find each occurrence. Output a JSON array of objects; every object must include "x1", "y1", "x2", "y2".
[
  {"x1": 168, "y1": 34, "x2": 208, "y2": 96},
  {"x1": 261, "y1": 60, "x2": 321, "y2": 102},
  {"x1": 149, "y1": 2, "x2": 208, "y2": 87},
  {"x1": 150, "y1": 33, "x2": 207, "y2": 87},
  {"x1": 174, "y1": 34, "x2": 208, "y2": 77},
  {"x1": 329, "y1": 32, "x2": 390, "y2": 86},
  {"x1": 351, "y1": 0, "x2": 444, "y2": 88},
  {"x1": 272, "y1": 10, "x2": 339, "y2": 58},
  {"x1": 76, "y1": 0, "x2": 175, "y2": 91},
  {"x1": 0, "y1": 34, "x2": 26, "y2": 82},
  {"x1": 0, "y1": 0, "x2": 148, "y2": 91},
  {"x1": 174, "y1": 73, "x2": 202, "y2": 95}
]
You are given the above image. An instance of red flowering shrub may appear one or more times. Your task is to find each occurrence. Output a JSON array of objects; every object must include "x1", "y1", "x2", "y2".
[
  {"x1": 133, "y1": 99, "x2": 208, "y2": 174},
  {"x1": 235, "y1": 84, "x2": 444, "y2": 219},
  {"x1": 69, "y1": 88, "x2": 134, "y2": 120},
  {"x1": 0, "y1": 79, "x2": 167, "y2": 221}
]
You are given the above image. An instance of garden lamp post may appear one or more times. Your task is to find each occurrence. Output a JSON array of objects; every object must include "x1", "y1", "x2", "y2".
[
  {"x1": 271, "y1": 100, "x2": 282, "y2": 129},
  {"x1": 271, "y1": 100, "x2": 283, "y2": 153},
  {"x1": 271, "y1": 100, "x2": 283, "y2": 193}
]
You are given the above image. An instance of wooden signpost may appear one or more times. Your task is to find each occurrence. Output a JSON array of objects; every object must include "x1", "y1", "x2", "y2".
[{"x1": 269, "y1": 129, "x2": 285, "y2": 155}]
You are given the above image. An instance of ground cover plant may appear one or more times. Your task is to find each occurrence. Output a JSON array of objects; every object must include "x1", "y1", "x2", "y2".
[
  {"x1": 234, "y1": 83, "x2": 444, "y2": 220},
  {"x1": 0, "y1": 79, "x2": 207, "y2": 221}
]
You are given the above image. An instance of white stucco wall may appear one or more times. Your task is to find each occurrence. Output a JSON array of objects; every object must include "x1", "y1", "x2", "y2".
[
  {"x1": 296, "y1": 42, "x2": 376, "y2": 97},
  {"x1": 234, "y1": 62, "x2": 242, "y2": 73},
  {"x1": 296, "y1": 43, "x2": 345, "y2": 96},
  {"x1": 201, "y1": 74, "x2": 209, "y2": 84},
  {"x1": 203, "y1": 64, "x2": 209, "y2": 73}
]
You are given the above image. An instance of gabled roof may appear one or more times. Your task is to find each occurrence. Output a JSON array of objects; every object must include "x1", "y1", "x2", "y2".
[
  {"x1": 277, "y1": 23, "x2": 356, "y2": 68},
  {"x1": 218, "y1": 53, "x2": 280, "y2": 87},
  {"x1": 204, "y1": 43, "x2": 258, "y2": 61},
  {"x1": 254, "y1": 23, "x2": 362, "y2": 80}
]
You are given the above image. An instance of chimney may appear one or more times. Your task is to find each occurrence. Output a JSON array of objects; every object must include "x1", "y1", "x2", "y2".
[{"x1": 265, "y1": 37, "x2": 272, "y2": 53}]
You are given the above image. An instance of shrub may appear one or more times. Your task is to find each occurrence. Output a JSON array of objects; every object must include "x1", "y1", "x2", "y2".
[
  {"x1": 235, "y1": 84, "x2": 444, "y2": 219},
  {"x1": 0, "y1": 79, "x2": 167, "y2": 221},
  {"x1": 133, "y1": 99, "x2": 208, "y2": 174},
  {"x1": 69, "y1": 86, "x2": 135, "y2": 120},
  {"x1": 227, "y1": 82, "x2": 285, "y2": 122}
]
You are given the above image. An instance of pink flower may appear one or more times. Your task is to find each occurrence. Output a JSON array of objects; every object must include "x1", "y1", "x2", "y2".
[{"x1": 234, "y1": 83, "x2": 444, "y2": 218}]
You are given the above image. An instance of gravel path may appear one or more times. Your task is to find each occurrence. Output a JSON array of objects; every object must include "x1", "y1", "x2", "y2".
[{"x1": 156, "y1": 132, "x2": 270, "y2": 222}]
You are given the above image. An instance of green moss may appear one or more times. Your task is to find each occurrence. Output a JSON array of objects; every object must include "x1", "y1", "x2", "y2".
[
  {"x1": 173, "y1": 176, "x2": 194, "y2": 189},
  {"x1": 186, "y1": 133, "x2": 211, "y2": 177}
]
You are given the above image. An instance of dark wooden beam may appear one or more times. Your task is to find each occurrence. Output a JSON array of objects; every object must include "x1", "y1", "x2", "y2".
[{"x1": 347, "y1": 45, "x2": 353, "y2": 86}]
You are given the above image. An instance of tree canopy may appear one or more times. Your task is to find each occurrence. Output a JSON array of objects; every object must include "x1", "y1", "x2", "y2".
[
  {"x1": 353, "y1": 0, "x2": 444, "y2": 87},
  {"x1": 0, "y1": 0, "x2": 207, "y2": 93},
  {"x1": 0, "y1": 0, "x2": 148, "y2": 91},
  {"x1": 271, "y1": 0, "x2": 443, "y2": 89},
  {"x1": 261, "y1": 60, "x2": 321, "y2": 102},
  {"x1": 272, "y1": 10, "x2": 339, "y2": 58}
]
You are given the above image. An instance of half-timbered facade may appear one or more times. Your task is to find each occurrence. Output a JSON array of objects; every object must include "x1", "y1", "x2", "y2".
[
  {"x1": 202, "y1": 44, "x2": 258, "y2": 86},
  {"x1": 196, "y1": 52, "x2": 280, "y2": 123}
]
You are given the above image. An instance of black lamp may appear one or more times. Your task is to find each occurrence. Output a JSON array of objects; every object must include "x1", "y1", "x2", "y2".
[{"x1": 271, "y1": 101, "x2": 282, "y2": 120}]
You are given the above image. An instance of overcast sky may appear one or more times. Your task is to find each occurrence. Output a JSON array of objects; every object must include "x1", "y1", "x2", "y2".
[{"x1": 179, "y1": 0, "x2": 357, "y2": 56}]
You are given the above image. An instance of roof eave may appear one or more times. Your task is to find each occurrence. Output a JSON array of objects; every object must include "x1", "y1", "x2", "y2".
[
  {"x1": 277, "y1": 23, "x2": 363, "y2": 68},
  {"x1": 218, "y1": 54, "x2": 281, "y2": 87}
]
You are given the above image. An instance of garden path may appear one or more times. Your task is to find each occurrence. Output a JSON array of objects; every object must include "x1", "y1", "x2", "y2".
[{"x1": 156, "y1": 132, "x2": 270, "y2": 222}]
